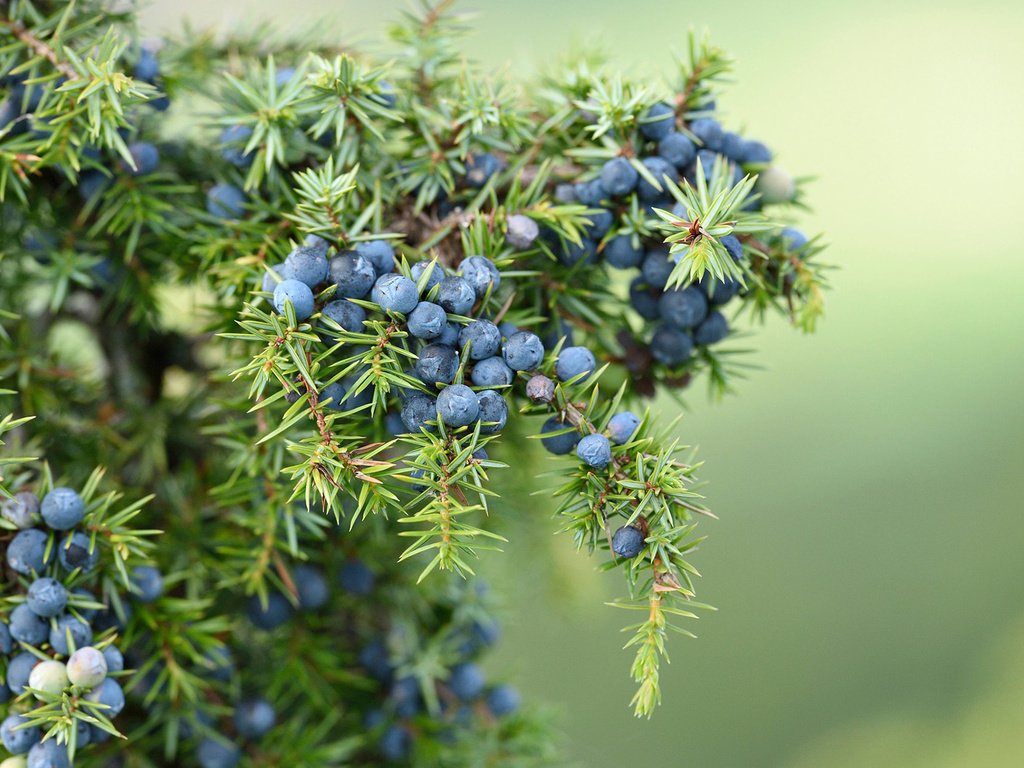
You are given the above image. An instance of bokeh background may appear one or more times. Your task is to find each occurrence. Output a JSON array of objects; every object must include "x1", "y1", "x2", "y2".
[{"x1": 141, "y1": 1, "x2": 1024, "y2": 765}]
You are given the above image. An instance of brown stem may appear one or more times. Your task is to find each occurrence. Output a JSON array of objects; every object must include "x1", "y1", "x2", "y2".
[{"x1": 1, "y1": 18, "x2": 78, "y2": 80}]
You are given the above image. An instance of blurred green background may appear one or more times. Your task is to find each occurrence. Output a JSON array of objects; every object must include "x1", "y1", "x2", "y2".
[{"x1": 142, "y1": 1, "x2": 1024, "y2": 765}]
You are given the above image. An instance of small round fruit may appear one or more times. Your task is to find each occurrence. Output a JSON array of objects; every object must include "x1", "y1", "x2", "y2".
[
  {"x1": 40, "y1": 488, "x2": 84, "y2": 531},
  {"x1": 28, "y1": 660, "x2": 69, "y2": 699},
  {"x1": 576, "y1": 433, "x2": 612, "y2": 469},
  {"x1": 26, "y1": 577, "x2": 67, "y2": 618},
  {"x1": 67, "y1": 647, "x2": 108, "y2": 689},
  {"x1": 272, "y1": 279, "x2": 315, "y2": 320},
  {"x1": 611, "y1": 525, "x2": 646, "y2": 559},
  {"x1": 436, "y1": 384, "x2": 480, "y2": 428},
  {"x1": 607, "y1": 412, "x2": 641, "y2": 445}
]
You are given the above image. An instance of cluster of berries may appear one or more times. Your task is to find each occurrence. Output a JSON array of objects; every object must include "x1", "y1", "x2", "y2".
[{"x1": 0, "y1": 486, "x2": 155, "y2": 768}]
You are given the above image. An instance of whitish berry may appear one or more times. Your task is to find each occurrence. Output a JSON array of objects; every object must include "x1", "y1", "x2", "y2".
[{"x1": 67, "y1": 647, "x2": 108, "y2": 688}]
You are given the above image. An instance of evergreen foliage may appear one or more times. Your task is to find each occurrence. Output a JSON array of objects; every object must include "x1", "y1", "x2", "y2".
[{"x1": 0, "y1": 1, "x2": 827, "y2": 764}]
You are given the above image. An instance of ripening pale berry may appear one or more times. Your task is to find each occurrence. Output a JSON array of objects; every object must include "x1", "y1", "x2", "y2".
[
  {"x1": 1, "y1": 714, "x2": 40, "y2": 755},
  {"x1": 354, "y1": 240, "x2": 396, "y2": 276},
  {"x1": 650, "y1": 324, "x2": 694, "y2": 367},
  {"x1": 28, "y1": 659, "x2": 69, "y2": 699},
  {"x1": 459, "y1": 319, "x2": 502, "y2": 360},
  {"x1": 476, "y1": 390, "x2": 508, "y2": 434},
  {"x1": 607, "y1": 412, "x2": 641, "y2": 445},
  {"x1": 576, "y1": 433, "x2": 612, "y2": 469},
  {"x1": 415, "y1": 344, "x2": 459, "y2": 387},
  {"x1": 459, "y1": 255, "x2": 501, "y2": 299},
  {"x1": 659, "y1": 286, "x2": 709, "y2": 330},
  {"x1": 0, "y1": 757, "x2": 28, "y2": 768},
  {"x1": 9, "y1": 604, "x2": 48, "y2": 645},
  {"x1": 246, "y1": 593, "x2": 294, "y2": 630},
  {"x1": 506, "y1": 214, "x2": 539, "y2": 250},
  {"x1": 604, "y1": 235, "x2": 644, "y2": 269},
  {"x1": 206, "y1": 183, "x2": 246, "y2": 219},
  {"x1": 67, "y1": 647, "x2": 108, "y2": 688},
  {"x1": 540, "y1": 417, "x2": 580, "y2": 455},
  {"x1": 293, "y1": 565, "x2": 329, "y2": 611},
  {"x1": 41, "y1": 487, "x2": 85, "y2": 530},
  {"x1": 555, "y1": 346, "x2": 597, "y2": 382},
  {"x1": 486, "y1": 684, "x2": 521, "y2": 717},
  {"x1": 436, "y1": 276, "x2": 476, "y2": 315},
  {"x1": 694, "y1": 311, "x2": 730, "y2": 346},
  {"x1": 196, "y1": 737, "x2": 241, "y2": 768},
  {"x1": 470, "y1": 356, "x2": 514, "y2": 387},
  {"x1": 273, "y1": 279, "x2": 314, "y2": 320},
  {"x1": 131, "y1": 565, "x2": 164, "y2": 603},
  {"x1": 502, "y1": 331, "x2": 544, "y2": 371},
  {"x1": 658, "y1": 131, "x2": 697, "y2": 169},
  {"x1": 2, "y1": 491, "x2": 39, "y2": 529},
  {"x1": 27, "y1": 741, "x2": 70, "y2": 768},
  {"x1": 235, "y1": 697, "x2": 276, "y2": 739},
  {"x1": 689, "y1": 118, "x2": 724, "y2": 151},
  {"x1": 611, "y1": 525, "x2": 645, "y2": 559},
  {"x1": 330, "y1": 251, "x2": 376, "y2": 299},
  {"x1": 599, "y1": 157, "x2": 638, "y2": 197},
  {"x1": 757, "y1": 165, "x2": 796, "y2": 204},
  {"x1": 436, "y1": 384, "x2": 480, "y2": 427},
  {"x1": 27, "y1": 577, "x2": 67, "y2": 618},
  {"x1": 639, "y1": 102, "x2": 674, "y2": 141},
  {"x1": 57, "y1": 531, "x2": 98, "y2": 573},
  {"x1": 400, "y1": 393, "x2": 438, "y2": 433}
]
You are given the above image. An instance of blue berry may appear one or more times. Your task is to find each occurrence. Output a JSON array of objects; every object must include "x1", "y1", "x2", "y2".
[
  {"x1": 294, "y1": 565, "x2": 329, "y2": 611},
  {"x1": 658, "y1": 131, "x2": 697, "y2": 169},
  {"x1": 26, "y1": 740, "x2": 71, "y2": 768},
  {"x1": 781, "y1": 227, "x2": 808, "y2": 251},
  {"x1": 131, "y1": 565, "x2": 164, "y2": 603},
  {"x1": 57, "y1": 531, "x2": 98, "y2": 573},
  {"x1": 637, "y1": 156, "x2": 676, "y2": 201},
  {"x1": 371, "y1": 79, "x2": 397, "y2": 108},
  {"x1": 330, "y1": 251, "x2": 376, "y2": 299},
  {"x1": 400, "y1": 393, "x2": 438, "y2": 433},
  {"x1": 124, "y1": 141, "x2": 159, "y2": 176},
  {"x1": 639, "y1": 102, "x2": 675, "y2": 141},
  {"x1": 360, "y1": 640, "x2": 393, "y2": 682},
  {"x1": 9, "y1": 604, "x2": 48, "y2": 645},
  {"x1": 604, "y1": 235, "x2": 643, "y2": 269},
  {"x1": 69, "y1": 587, "x2": 98, "y2": 619},
  {"x1": 285, "y1": 245, "x2": 329, "y2": 288},
  {"x1": 694, "y1": 311, "x2": 729, "y2": 346},
  {"x1": 506, "y1": 215, "x2": 539, "y2": 250},
  {"x1": 134, "y1": 49, "x2": 160, "y2": 82},
  {"x1": 196, "y1": 737, "x2": 241, "y2": 768},
  {"x1": 573, "y1": 179, "x2": 606, "y2": 207},
  {"x1": 41, "y1": 487, "x2": 85, "y2": 531},
  {"x1": 436, "y1": 276, "x2": 476, "y2": 315},
  {"x1": 720, "y1": 131, "x2": 746, "y2": 162},
  {"x1": 406, "y1": 301, "x2": 448, "y2": 340},
  {"x1": 555, "y1": 346, "x2": 597, "y2": 382},
  {"x1": 102, "y1": 645, "x2": 125, "y2": 674},
  {"x1": 607, "y1": 412, "x2": 641, "y2": 445},
  {"x1": 2, "y1": 491, "x2": 39, "y2": 529},
  {"x1": 459, "y1": 319, "x2": 501, "y2": 360},
  {"x1": 0, "y1": 622, "x2": 9, "y2": 655},
  {"x1": 459, "y1": 256, "x2": 501, "y2": 299},
  {"x1": 273, "y1": 279, "x2": 315, "y2": 320},
  {"x1": 49, "y1": 614, "x2": 92, "y2": 656},
  {"x1": 246, "y1": 593, "x2": 293, "y2": 630},
  {"x1": 391, "y1": 676, "x2": 421, "y2": 718},
  {"x1": 27, "y1": 577, "x2": 67, "y2": 617},
  {"x1": 410, "y1": 260, "x2": 444, "y2": 293},
  {"x1": 476, "y1": 390, "x2": 508, "y2": 434},
  {"x1": 372, "y1": 273, "x2": 419, "y2": 314},
  {"x1": 641, "y1": 248, "x2": 674, "y2": 288},
  {"x1": 448, "y1": 662, "x2": 485, "y2": 701},
  {"x1": 7, "y1": 529, "x2": 53, "y2": 576},
  {"x1": 720, "y1": 234, "x2": 743, "y2": 262},
  {"x1": 576, "y1": 433, "x2": 612, "y2": 469},
  {"x1": 354, "y1": 240, "x2": 396, "y2": 276},
  {"x1": 539, "y1": 417, "x2": 580, "y2": 456},
  {"x1": 415, "y1": 344, "x2": 459, "y2": 387},
  {"x1": 438, "y1": 321, "x2": 462, "y2": 347},
  {"x1": 2, "y1": 714, "x2": 40, "y2": 755},
  {"x1": 629, "y1": 278, "x2": 662, "y2": 320},
  {"x1": 689, "y1": 118, "x2": 724, "y2": 151},
  {"x1": 559, "y1": 237, "x2": 598, "y2": 268},
  {"x1": 320, "y1": 382, "x2": 348, "y2": 411},
  {"x1": 86, "y1": 677, "x2": 125, "y2": 717},
  {"x1": 206, "y1": 183, "x2": 246, "y2": 219},
  {"x1": 203, "y1": 646, "x2": 233, "y2": 682},
  {"x1": 599, "y1": 157, "x2": 638, "y2": 197},
  {"x1": 235, "y1": 697, "x2": 276, "y2": 739},
  {"x1": 583, "y1": 208, "x2": 614, "y2": 240},
  {"x1": 261, "y1": 263, "x2": 287, "y2": 294},
  {"x1": 321, "y1": 299, "x2": 366, "y2": 334},
  {"x1": 464, "y1": 152, "x2": 500, "y2": 188},
  {"x1": 303, "y1": 234, "x2": 330, "y2": 257},
  {"x1": 502, "y1": 331, "x2": 544, "y2": 371},
  {"x1": 338, "y1": 559, "x2": 376, "y2": 596},
  {"x1": 700, "y1": 273, "x2": 740, "y2": 305},
  {"x1": 470, "y1": 356, "x2": 513, "y2": 388},
  {"x1": 611, "y1": 525, "x2": 645, "y2": 558},
  {"x1": 436, "y1": 384, "x2": 480, "y2": 428},
  {"x1": 659, "y1": 286, "x2": 708, "y2": 329},
  {"x1": 7, "y1": 652, "x2": 38, "y2": 695},
  {"x1": 742, "y1": 140, "x2": 772, "y2": 164},
  {"x1": 486, "y1": 685, "x2": 521, "y2": 717},
  {"x1": 379, "y1": 725, "x2": 410, "y2": 762},
  {"x1": 650, "y1": 325, "x2": 694, "y2": 366}
]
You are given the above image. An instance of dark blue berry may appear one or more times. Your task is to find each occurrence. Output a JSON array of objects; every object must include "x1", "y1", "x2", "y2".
[
  {"x1": 354, "y1": 240, "x2": 396, "y2": 276},
  {"x1": 658, "y1": 131, "x2": 697, "y2": 169},
  {"x1": 285, "y1": 246, "x2": 329, "y2": 288},
  {"x1": 742, "y1": 140, "x2": 772, "y2": 164},
  {"x1": 371, "y1": 80, "x2": 397, "y2": 109},
  {"x1": 2, "y1": 713, "x2": 40, "y2": 755},
  {"x1": 321, "y1": 299, "x2": 367, "y2": 334},
  {"x1": 7, "y1": 652, "x2": 38, "y2": 695},
  {"x1": 459, "y1": 319, "x2": 501, "y2": 360},
  {"x1": 555, "y1": 346, "x2": 597, "y2": 382},
  {"x1": 406, "y1": 301, "x2": 447, "y2": 340},
  {"x1": 7, "y1": 528, "x2": 53, "y2": 576},
  {"x1": 611, "y1": 525, "x2": 645, "y2": 558},
  {"x1": 134, "y1": 49, "x2": 160, "y2": 82},
  {"x1": 573, "y1": 179, "x2": 606, "y2": 207},
  {"x1": 400, "y1": 393, "x2": 438, "y2": 433},
  {"x1": 476, "y1": 390, "x2": 508, "y2": 434},
  {"x1": 49, "y1": 614, "x2": 92, "y2": 656},
  {"x1": 196, "y1": 737, "x2": 241, "y2": 768},
  {"x1": 0, "y1": 622, "x2": 9, "y2": 655},
  {"x1": 539, "y1": 417, "x2": 580, "y2": 455},
  {"x1": 246, "y1": 593, "x2": 293, "y2": 630},
  {"x1": 470, "y1": 356, "x2": 513, "y2": 387},
  {"x1": 576, "y1": 433, "x2": 612, "y2": 469},
  {"x1": 436, "y1": 276, "x2": 476, "y2": 315},
  {"x1": 464, "y1": 153, "x2": 500, "y2": 188},
  {"x1": 629, "y1": 278, "x2": 662, "y2": 320},
  {"x1": 379, "y1": 725, "x2": 410, "y2": 762},
  {"x1": 330, "y1": 251, "x2": 376, "y2": 299},
  {"x1": 637, "y1": 156, "x2": 676, "y2": 201},
  {"x1": 689, "y1": 118, "x2": 724, "y2": 151},
  {"x1": 85, "y1": 677, "x2": 125, "y2": 716},
  {"x1": 700, "y1": 273, "x2": 741, "y2": 305},
  {"x1": 124, "y1": 142, "x2": 159, "y2": 176},
  {"x1": 559, "y1": 237, "x2": 598, "y2": 267},
  {"x1": 261, "y1": 263, "x2": 287, "y2": 294},
  {"x1": 27, "y1": 740, "x2": 71, "y2": 768},
  {"x1": 781, "y1": 227, "x2": 808, "y2": 251},
  {"x1": 415, "y1": 344, "x2": 459, "y2": 387},
  {"x1": 459, "y1": 255, "x2": 501, "y2": 298},
  {"x1": 372, "y1": 273, "x2": 419, "y2": 314},
  {"x1": 583, "y1": 208, "x2": 614, "y2": 240},
  {"x1": 604, "y1": 235, "x2": 644, "y2": 269},
  {"x1": 599, "y1": 157, "x2": 638, "y2": 197},
  {"x1": 235, "y1": 697, "x2": 276, "y2": 739},
  {"x1": 41, "y1": 487, "x2": 85, "y2": 531},
  {"x1": 607, "y1": 412, "x2": 641, "y2": 445},
  {"x1": 57, "y1": 531, "x2": 98, "y2": 573},
  {"x1": 131, "y1": 565, "x2": 164, "y2": 603},
  {"x1": 390, "y1": 676, "x2": 421, "y2": 718},
  {"x1": 411, "y1": 260, "x2": 444, "y2": 293},
  {"x1": 338, "y1": 559, "x2": 376, "y2": 596},
  {"x1": 206, "y1": 183, "x2": 246, "y2": 219},
  {"x1": 436, "y1": 384, "x2": 480, "y2": 427},
  {"x1": 641, "y1": 248, "x2": 674, "y2": 288},
  {"x1": 659, "y1": 286, "x2": 708, "y2": 329},
  {"x1": 486, "y1": 684, "x2": 521, "y2": 717},
  {"x1": 294, "y1": 565, "x2": 329, "y2": 611},
  {"x1": 9, "y1": 603, "x2": 48, "y2": 645},
  {"x1": 102, "y1": 644, "x2": 125, "y2": 673},
  {"x1": 650, "y1": 325, "x2": 694, "y2": 366},
  {"x1": 639, "y1": 102, "x2": 675, "y2": 141},
  {"x1": 360, "y1": 640, "x2": 393, "y2": 682},
  {"x1": 448, "y1": 662, "x2": 485, "y2": 701},
  {"x1": 502, "y1": 331, "x2": 544, "y2": 371},
  {"x1": 720, "y1": 234, "x2": 743, "y2": 262},
  {"x1": 694, "y1": 311, "x2": 729, "y2": 346},
  {"x1": 273, "y1": 280, "x2": 315, "y2": 320},
  {"x1": 27, "y1": 577, "x2": 67, "y2": 617}
]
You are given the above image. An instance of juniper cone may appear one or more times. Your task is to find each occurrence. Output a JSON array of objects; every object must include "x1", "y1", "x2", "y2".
[{"x1": 0, "y1": 1, "x2": 827, "y2": 765}]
